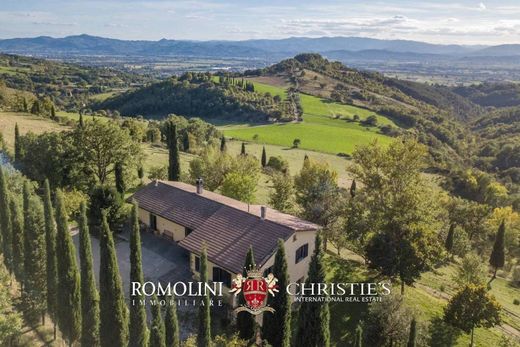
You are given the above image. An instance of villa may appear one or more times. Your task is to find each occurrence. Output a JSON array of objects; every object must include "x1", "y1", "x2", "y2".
[{"x1": 130, "y1": 180, "x2": 320, "y2": 288}]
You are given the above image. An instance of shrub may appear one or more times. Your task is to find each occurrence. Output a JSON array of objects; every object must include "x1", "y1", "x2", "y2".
[
  {"x1": 514, "y1": 299, "x2": 519, "y2": 306},
  {"x1": 266, "y1": 156, "x2": 289, "y2": 174}
]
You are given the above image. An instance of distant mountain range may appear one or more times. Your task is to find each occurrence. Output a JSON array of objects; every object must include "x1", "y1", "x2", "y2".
[{"x1": 0, "y1": 34, "x2": 518, "y2": 61}]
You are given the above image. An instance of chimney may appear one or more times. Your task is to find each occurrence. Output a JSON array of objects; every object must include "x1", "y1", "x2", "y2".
[
  {"x1": 260, "y1": 206, "x2": 267, "y2": 220},
  {"x1": 196, "y1": 178, "x2": 204, "y2": 194}
]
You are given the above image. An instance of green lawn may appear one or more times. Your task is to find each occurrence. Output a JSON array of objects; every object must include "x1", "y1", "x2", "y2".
[{"x1": 219, "y1": 80, "x2": 395, "y2": 155}]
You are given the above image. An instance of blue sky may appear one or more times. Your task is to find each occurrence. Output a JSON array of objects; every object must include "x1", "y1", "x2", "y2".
[{"x1": 1, "y1": 0, "x2": 520, "y2": 44}]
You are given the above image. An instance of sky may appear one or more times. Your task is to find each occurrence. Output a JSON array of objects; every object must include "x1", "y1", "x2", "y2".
[{"x1": 1, "y1": 0, "x2": 520, "y2": 45}]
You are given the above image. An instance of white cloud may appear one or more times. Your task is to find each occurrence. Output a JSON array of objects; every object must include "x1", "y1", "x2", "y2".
[{"x1": 479, "y1": 2, "x2": 487, "y2": 11}]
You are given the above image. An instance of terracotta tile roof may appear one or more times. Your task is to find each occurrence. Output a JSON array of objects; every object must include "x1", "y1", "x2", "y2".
[{"x1": 130, "y1": 180, "x2": 320, "y2": 273}]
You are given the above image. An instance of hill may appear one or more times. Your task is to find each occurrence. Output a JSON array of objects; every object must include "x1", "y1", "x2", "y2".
[
  {"x1": 0, "y1": 34, "x2": 484, "y2": 57},
  {"x1": 247, "y1": 54, "x2": 475, "y2": 164},
  {"x1": 452, "y1": 82, "x2": 520, "y2": 108},
  {"x1": 97, "y1": 73, "x2": 296, "y2": 122},
  {"x1": 0, "y1": 53, "x2": 151, "y2": 111}
]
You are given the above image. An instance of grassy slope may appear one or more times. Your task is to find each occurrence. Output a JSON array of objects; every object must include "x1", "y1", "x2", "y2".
[
  {"x1": 0, "y1": 112, "x2": 69, "y2": 151},
  {"x1": 326, "y1": 248, "x2": 520, "y2": 347},
  {"x1": 220, "y1": 80, "x2": 394, "y2": 155}
]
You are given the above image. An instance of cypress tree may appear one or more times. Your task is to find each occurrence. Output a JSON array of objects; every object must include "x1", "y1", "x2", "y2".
[
  {"x1": 79, "y1": 113, "x2": 84, "y2": 128},
  {"x1": 149, "y1": 294, "x2": 166, "y2": 347},
  {"x1": 167, "y1": 122, "x2": 180, "y2": 181},
  {"x1": 79, "y1": 202, "x2": 100, "y2": 347},
  {"x1": 183, "y1": 133, "x2": 190, "y2": 152},
  {"x1": 261, "y1": 146, "x2": 267, "y2": 167},
  {"x1": 14, "y1": 123, "x2": 22, "y2": 162},
  {"x1": 262, "y1": 239, "x2": 291, "y2": 347},
  {"x1": 138, "y1": 165, "x2": 144, "y2": 185},
  {"x1": 350, "y1": 179, "x2": 357, "y2": 198},
  {"x1": 22, "y1": 181, "x2": 30, "y2": 215},
  {"x1": 353, "y1": 324, "x2": 363, "y2": 347},
  {"x1": 43, "y1": 179, "x2": 58, "y2": 337},
  {"x1": 164, "y1": 295, "x2": 180, "y2": 347},
  {"x1": 198, "y1": 246, "x2": 211, "y2": 347},
  {"x1": 445, "y1": 224, "x2": 455, "y2": 256},
  {"x1": 9, "y1": 197, "x2": 24, "y2": 283},
  {"x1": 0, "y1": 167, "x2": 12, "y2": 273},
  {"x1": 55, "y1": 190, "x2": 81, "y2": 346},
  {"x1": 99, "y1": 210, "x2": 129, "y2": 347},
  {"x1": 220, "y1": 136, "x2": 227, "y2": 152},
  {"x1": 295, "y1": 233, "x2": 330, "y2": 347},
  {"x1": 489, "y1": 220, "x2": 506, "y2": 284},
  {"x1": 22, "y1": 194, "x2": 47, "y2": 325},
  {"x1": 237, "y1": 246, "x2": 256, "y2": 340},
  {"x1": 241, "y1": 142, "x2": 246, "y2": 156},
  {"x1": 115, "y1": 162, "x2": 126, "y2": 196},
  {"x1": 129, "y1": 201, "x2": 149, "y2": 347},
  {"x1": 407, "y1": 318, "x2": 417, "y2": 347},
  {"x1": 51, "y1": 105, "x2": 56, "y2": 119}
]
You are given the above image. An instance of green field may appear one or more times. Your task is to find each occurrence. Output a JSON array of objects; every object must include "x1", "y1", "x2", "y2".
[{"x1": 220, "y1": 80, "x2": 395, "y2": 155}]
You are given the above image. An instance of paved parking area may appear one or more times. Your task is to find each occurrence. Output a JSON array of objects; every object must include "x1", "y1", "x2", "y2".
[{"x1": 72, "y1": 229, "x2": 192, "y2": 297}]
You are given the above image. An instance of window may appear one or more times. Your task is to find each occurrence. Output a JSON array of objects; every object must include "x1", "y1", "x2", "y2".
[
  {"x1": 185, "y1": 227, "x2": 193, "y2": 237},
  {"x1": 213, "y1": 267, "x2": 232, "y2": 288},
  {"x1": 295, "y1": 244, "x2": 309, "y2": 264},
  {"x1": 194, "y1": 256, "x2": 200, "y2": 272},
  {"x1": 263, "y1": 266, "x2": 273, "y2": 277},
  {"x1": 149, "y1": 213, "x2": 157, "y2": 231}
]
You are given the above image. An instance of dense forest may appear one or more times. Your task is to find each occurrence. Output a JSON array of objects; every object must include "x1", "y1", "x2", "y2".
[{"x1": 97, "y1": 72, "x2": 297, "y2": 122}]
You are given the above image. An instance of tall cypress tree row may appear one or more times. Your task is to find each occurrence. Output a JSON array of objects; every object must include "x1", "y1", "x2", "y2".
[
  {"x1": 14, "y1": 123, "x2": 22, "y2": 162},
  {"x1": 237, "y1": 246, "x2": 255, "y2": 340},
  {"x1": 129, "y1": 201, "x2": 149, "y2": 347},
  {"x1": 43, "y1": 179, "x2": 58, "y2": 337},
  {"x1": 407, "y1": 318, "x2": 417, "y2": 347},
  {"x1": 149, "y1": 294, "x2": 166, "y2": 347},
  {"x1": 9, "y1": 197, "x2": 24, "y2": 283},
  {"x1": 295, "y1": 233, "x2": 330, "y2": 347},
  {"x1": 22, "y1": 194, "x2": 47, "y2": 324},
  {"x1": 115, "y1": 162, "x2": 126, "y2": 196},
  {"x1": 262, "y1": 239, "x2": 291, "y2": 347},
  {"x1": 489, "y1": 220, "x2": 506, "y2": 284},
  {"x1": 99, "y1": 210, "x2": 129, "y2": 347},
  {"x1": 198, "y1": 246, "x2": 211, "y2": 347},
  {"x1": 167, "y1": 122, "x2": 180, "y2": 181},
  {"x1": 164, "y1": 295, "x2": 180, "y2": 347},
  {"x1": 261, "y1": 146, "x2": 267, "y2": 167},
  {"x1": 55, "y1": 190, "x2": 82, "y2": 346},
  {"x1": 0, "y1": 167, "x2": 13, "y2": 273},
  {"x1": 79, "y1": 202, "x2": 100, "y2": 347}
]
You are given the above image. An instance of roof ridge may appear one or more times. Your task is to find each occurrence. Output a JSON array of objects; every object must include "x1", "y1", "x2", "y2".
[{"x1": 157, "y1": 180, "x2": 317, "y2": 231}]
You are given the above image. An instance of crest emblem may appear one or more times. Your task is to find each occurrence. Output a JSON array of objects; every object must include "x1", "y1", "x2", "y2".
[{"x1": 229, "y1": 267, "x2": 279, "y2": 315}]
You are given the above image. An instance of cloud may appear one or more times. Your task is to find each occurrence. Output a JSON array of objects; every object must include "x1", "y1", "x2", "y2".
[{"x1": 479, "y1": 2, "x2": 486, "y2": 11}]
